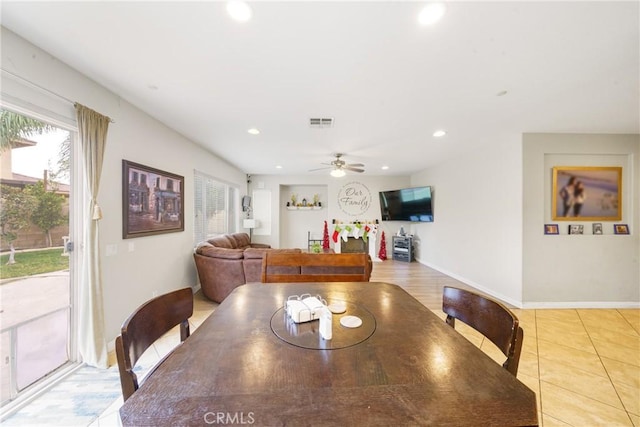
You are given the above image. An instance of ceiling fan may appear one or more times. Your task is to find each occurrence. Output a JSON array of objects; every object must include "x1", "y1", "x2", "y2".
[{"x1": 309, "y1": 153, "x2": 365, "y2": 177}]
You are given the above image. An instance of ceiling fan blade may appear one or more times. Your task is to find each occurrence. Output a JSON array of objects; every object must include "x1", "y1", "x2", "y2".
[
  {"x1": 308, "y1": 166, "x2": 332, "y2": 172},
  {"x1": 345, "y1": 167, "x2": 365, "y2": 173},
  {"x1": 347, "y1": 163, "x2": 364, "y2": 167}
]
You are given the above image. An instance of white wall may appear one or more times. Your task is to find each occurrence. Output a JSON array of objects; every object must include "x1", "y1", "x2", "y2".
[
  {"x1": 1, "y1": 28, "x2": 247, "y2": 341},
  {"x1": 522, "y1": 133, "x2": 639, "y2": 307},
  {"x1": 410, "y1": 137, "x2": 524, "y2": 306},
  {"x1": 279, "y1": 184, "x2": 328, "y2": 249},
  {"x1": 5, "y1": 26, "x2": 636, "y2": 351},
  {"x1": 248, "y1": 174, "x2": 410, "y2": 251}
]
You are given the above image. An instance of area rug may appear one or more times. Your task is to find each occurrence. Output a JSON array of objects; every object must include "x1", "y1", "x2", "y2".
[{"x1": 3, "y1": 365, "x2": 121, "y2": 426}]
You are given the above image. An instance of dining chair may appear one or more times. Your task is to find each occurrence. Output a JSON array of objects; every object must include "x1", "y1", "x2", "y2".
[
  {"x1": 115, "y1": 287, "x2": 194, "y2": 401},
  {"x1": 261, "y1": 252, "x2": 372, "y2": 283},
  {"x1": 442, "y1": 286, "x2": 523, "y2": 376}
]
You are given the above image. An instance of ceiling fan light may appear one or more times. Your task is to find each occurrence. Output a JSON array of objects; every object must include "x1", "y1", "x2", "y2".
[{"x1": 330, "y1": 169, "x2": 346, "y2": 178}]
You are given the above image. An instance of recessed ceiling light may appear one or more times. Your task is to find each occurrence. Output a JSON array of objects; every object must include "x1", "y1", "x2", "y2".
[
  {"x1": 227, "y1": 1, "x2": 252, "y2": 22},
  {"x1": 418, "y1": 3, "x2": 446, "y2": 26},
  {"x1": 381, "y1": 165, "x2": 390, "y2": 170},
  {"x1": 275, "y1": 165, "x2": 282, "y2": 169},
  {"x1": 433, "y1": 130, "x2": 446, "y2": 137},
  {"x1": 247, "y1": 128, "x2": 260, "y2": 135}
]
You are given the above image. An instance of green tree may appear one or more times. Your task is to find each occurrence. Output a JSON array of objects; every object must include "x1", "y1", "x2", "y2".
[
  {"x1": 55, "y1": 134, "x2": 71, "y2": 183},
  {"x1": 0, "y1": 185, "x2": 37, "y2": 264},
  {"x1": 26, "y1": 181, "x2": 67, "y2": 247},
  {"x1": 0, "y1": 109, "x2": 54, "y2": 152}
]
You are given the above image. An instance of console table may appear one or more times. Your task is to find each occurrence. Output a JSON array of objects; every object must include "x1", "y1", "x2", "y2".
[{"x1": 392, "y1": 235, "x2": 414, "y2": 262}]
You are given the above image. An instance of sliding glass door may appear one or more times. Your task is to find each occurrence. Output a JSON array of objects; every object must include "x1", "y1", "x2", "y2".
[{"x1": 0, "y1": 109, "x2": 80, "y2": 407}]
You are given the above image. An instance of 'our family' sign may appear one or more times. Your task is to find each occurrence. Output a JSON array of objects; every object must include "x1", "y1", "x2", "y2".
[{"x1": 337, "y1": 182, "x2": 372, "y2": 216}]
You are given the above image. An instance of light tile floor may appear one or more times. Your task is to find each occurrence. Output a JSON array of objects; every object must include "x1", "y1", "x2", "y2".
[
  {"x1": 89, "y1": 291, "x2": 217, "y2": 427},
  {"x1": 8, "y1": 262, "x2": 639, "y2": 426},
  {"x1": 452, "y1": 307, "x2": 639, "y2": 427},
  {"x1": 92, "y1": 292, "x2": 640, "y2": 427}
]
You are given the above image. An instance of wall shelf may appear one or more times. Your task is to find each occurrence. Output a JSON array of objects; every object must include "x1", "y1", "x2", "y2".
[{"x1": 287, "y1": 206, "x2": 322, "y2": 210}]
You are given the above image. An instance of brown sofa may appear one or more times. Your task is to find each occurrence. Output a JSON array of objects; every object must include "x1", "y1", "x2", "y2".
[{"x1": 193, "y1": 233, "x2": 301, "y2": 302}]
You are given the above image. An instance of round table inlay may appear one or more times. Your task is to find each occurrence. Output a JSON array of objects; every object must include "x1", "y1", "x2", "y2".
[{"x1": 270, "y1": 300, "x2": 376, "y2": 350}]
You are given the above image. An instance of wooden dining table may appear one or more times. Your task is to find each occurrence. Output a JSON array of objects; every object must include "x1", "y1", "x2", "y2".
[{"x1": 119, "y1": 282, "x2": 538, "y2": 426}]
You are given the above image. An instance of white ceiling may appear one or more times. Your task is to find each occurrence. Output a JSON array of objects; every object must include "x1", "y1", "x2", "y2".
[{"x1": 1, "y1": 1, "x2": 638, "y2": 176}]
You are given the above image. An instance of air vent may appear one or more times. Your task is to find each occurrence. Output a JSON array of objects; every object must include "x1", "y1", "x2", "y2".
[{"x1": 309, "y1": 117, "x2": 334, "y2": 128}]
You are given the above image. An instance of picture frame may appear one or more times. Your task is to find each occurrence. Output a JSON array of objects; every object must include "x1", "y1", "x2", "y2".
[
  {"x1": 568, "y1": 224, "x2": 584, "y2": 235},
  {"x1": 613, "y1": 224, "x2": 630, "y2": 235},
  {"x1": 592, "y1": 223, "x2": 603, "y2": 235},
  {"x1": 552, "y1": 166, "x2": 622, "y2": 221},
  {"x1": 544, "y1": 224, "x2": 559, "y2": 235},
  {"x1": 123, "y1": 160, "x2": 184, "y2": 239}
]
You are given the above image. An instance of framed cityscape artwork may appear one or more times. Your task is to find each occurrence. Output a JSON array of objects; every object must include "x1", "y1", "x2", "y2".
[
  {"x1": 122, "y1": 160, "x2": 184, "y2": 239},
  {"x1": 552, "y1": 166, "x2": 622, "y2": 221}
]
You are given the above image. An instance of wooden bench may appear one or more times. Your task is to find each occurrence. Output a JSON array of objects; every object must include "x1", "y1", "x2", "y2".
[{"x1": 261, "y1": 252, "x2": 372, "y2": 283}]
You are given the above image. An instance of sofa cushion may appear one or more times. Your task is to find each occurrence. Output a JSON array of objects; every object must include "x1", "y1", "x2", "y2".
[
  {"x1": 194, "y1": 253, "x2": 246, "y2": 302},
  {"x1": 207, "y1": 235, "x2": 236, "y2": 249},
  {"x1": 229, "y1": 233, "x2": 251, "y2": 249},
  {"x1": 197, "y1": 246, "x2": 245, "y2": 260}
]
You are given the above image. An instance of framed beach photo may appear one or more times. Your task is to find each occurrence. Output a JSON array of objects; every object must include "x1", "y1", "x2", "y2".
[
  {"x1": 544, "y1": 224, "x2": 559, "y2": 235},
  {"x1": 552, "y1": 166, "x2": 622, "y2": 221},
  {"x1": 123, "y1": 160, "x2": 184, "y2": 239},
  {"x1": 613, "y1": 224, "x2": 630, "y2": 235}
]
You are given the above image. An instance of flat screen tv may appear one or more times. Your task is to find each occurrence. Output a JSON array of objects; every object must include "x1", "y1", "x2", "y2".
[{"x1": 379, "y1": 186, "x2": 433, "y2": 222}]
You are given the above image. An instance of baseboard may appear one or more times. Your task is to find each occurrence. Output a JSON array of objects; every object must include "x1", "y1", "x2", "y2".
[
  {"x1": 417, "y1": 259, "x2": 525, "y2": 308},
  {"x1": 416, "y1": 258, "x2": 640, "y2": 309},
  {"x1": 522, "y1": 301, "x2": 640, "y2": 309}
]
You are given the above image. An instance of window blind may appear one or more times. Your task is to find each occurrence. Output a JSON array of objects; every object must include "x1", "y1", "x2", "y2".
[{"x1": 193, "y1": 171, "x2": 239, "y2": 245}]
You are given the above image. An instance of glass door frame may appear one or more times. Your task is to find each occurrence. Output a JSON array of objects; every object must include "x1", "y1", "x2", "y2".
[{"x1": 0, "y1": 102, "x2": 83, "y2": 416}]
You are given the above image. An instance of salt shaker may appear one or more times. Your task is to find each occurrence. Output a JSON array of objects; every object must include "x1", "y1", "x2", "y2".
[{"x1": 319, "y1": 307, "x2": 332, "y2": 340}]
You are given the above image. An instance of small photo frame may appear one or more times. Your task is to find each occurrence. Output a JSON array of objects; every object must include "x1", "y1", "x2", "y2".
[
  {"x1": 544, "y1": 224, "x2": 559, "y2": 235},
  {"x1": 592, "y1": 223, "x2": 603, "y2": 235},
  {"x1": 614, "y1": 224, "x2": 630, "y2": 235},
  {"x1": 569, "y1": 224, "x2": 584, "y2": 235}
]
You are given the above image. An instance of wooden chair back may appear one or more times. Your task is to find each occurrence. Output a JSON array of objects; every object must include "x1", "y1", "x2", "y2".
[
  {"x1": 115, "y1": 287, "x2": 194, "y2": 401},
  {"x1": 261, "y1": 252, "x2": 372, "y2": 283},
  {"x1": 442, "y1": 286, "x2": 523, "y2": 376}
]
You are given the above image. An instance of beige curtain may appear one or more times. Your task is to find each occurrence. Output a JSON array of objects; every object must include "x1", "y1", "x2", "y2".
[{"x1": 75, "y1": 103, "x2": 110, "y2": 368}]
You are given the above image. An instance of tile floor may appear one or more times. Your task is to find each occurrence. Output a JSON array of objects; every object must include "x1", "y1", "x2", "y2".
[
  {"x1": 94, "y1": 296, "x2": 639, "y2": 426},
  {"x1": 448, "y1": 307, "x2": 639, "y2": 427},
  {"x1": 10, "y1": 262, "x2": 640, "y2": 426},
  {"x1": 87, "y1": 290, "x2": 218, "y2": 427}
]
